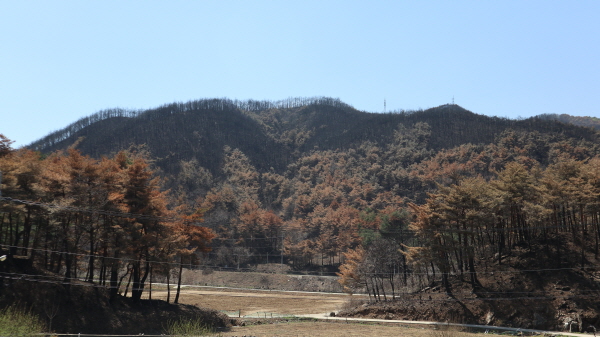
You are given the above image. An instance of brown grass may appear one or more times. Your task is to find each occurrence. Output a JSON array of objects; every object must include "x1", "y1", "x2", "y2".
[
  {"x1": 148, "y1": 287, "x2": 353, "y2": 315},
  {"x1": 429, "y1": 324, "x2": 472, "y2": 337}
]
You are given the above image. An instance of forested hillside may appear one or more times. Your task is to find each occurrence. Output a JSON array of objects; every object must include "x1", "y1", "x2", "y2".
[
  {"x1": 19, "y1": 98, "x2": 600, "y2": 269},
  {"x1": 29, "y1": 98, "x2": 598, "y2": 180},
  {"x1": 539, "y1": 113, "x2": 600, "y2": 131},
  {"x1": 3, "y1": 97, "x2": 600, "y2": 330}
]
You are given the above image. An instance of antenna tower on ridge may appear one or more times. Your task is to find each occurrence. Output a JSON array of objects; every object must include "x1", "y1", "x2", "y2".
[{"x1": 384, "y1": 99, "x2": 386, "y2": 113}]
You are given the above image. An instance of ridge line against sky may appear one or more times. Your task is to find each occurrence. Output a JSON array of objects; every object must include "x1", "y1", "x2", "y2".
[{"x1": 1, "y1": 1, "x2": 599, "y2": 147}]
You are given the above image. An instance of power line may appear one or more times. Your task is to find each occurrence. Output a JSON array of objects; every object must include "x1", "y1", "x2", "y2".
[{"x1": 4, "y1": 243, "x2": 600, "y2": 278}]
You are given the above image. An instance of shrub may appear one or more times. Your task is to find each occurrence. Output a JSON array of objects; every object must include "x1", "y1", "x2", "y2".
[
  {"x1": 165, "y1": 317, "x2": 215, "y2": 336},
  {"x1": 0, "y1": 305, "x2": 46, "y2": 336}
]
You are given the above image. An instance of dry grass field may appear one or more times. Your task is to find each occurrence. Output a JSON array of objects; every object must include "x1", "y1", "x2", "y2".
[
  {"x1": 150, "y1": 287, "x2": 352, "y2": 316},
  {"x1": 147, "y1": 267, "x2": 350, "y2": 317},
  {"x1": 143, "y1": 268, "x2": 530, "y2": 336},
  {"x1": 149, "y1": 286, "x2": 485, "y2": 337}
]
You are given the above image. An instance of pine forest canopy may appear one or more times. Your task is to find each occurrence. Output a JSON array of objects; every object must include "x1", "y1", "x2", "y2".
[{"x1": 2, "y1": 96, "x2": 600, "y2": 318}]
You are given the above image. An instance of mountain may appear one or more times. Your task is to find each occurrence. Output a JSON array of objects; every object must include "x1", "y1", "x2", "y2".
[
  {"x1": 9, "y1": 97, "x2": 600, "y2": 331},
  {"x1": 28, "y1": 98, "x2": 599, "y2": 181},
  {"x1": 537, "y1": 113, "x2": 600, "y2": 131}
]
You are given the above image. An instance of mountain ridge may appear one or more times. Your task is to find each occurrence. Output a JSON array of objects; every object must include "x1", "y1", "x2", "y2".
[{"x1": 27, "y1": 98, "x2": 600, "y2": 182}]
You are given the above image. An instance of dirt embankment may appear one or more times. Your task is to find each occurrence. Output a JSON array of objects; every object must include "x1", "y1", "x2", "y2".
[
  {"x1": 338, "y1": 244, "x2": 600, "y2": 333},
  {"x1": 1, "y1": 262, "x2": 346, "y2": 335},
  {"x1": 0, "y1": 260, "x2": 232, "y2": 335}
]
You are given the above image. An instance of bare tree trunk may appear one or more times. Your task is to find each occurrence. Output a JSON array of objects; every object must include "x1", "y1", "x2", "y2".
[
  {"x1": 21, "y1": 208, "x2": 33, "y2": 256},
  {"x1": 389, "y1": 272, "x2": 396, "y2": 300},
  {"x1": 166, "y1": 265, "x2": 171, "y2": 303},
  {"x1": 379, "y1": 277, "x2": 387, "y2": 301},
  {"x1": 87, "y1": 230, "x2": 95, "y2": 283},
  {"x1": 149, "y1": 265, "x2": 153, "y2": 300},
  {"x1": 131, "y1": 260, "x2": 150, "y2": 301},
  {"x1": 0, "y1": 212, "x2": 5, "y2": 246},
  {"x1": 124, "y1": 269, "x2": 133, "y2": 298},
  {"x1": 175, "y1": 256, "x2": 184, "y2": 304}
]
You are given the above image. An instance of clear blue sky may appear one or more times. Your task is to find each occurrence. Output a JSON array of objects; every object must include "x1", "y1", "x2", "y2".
[{"x1": 2, "y1": 1, "x2": 599, "y2": 147}]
